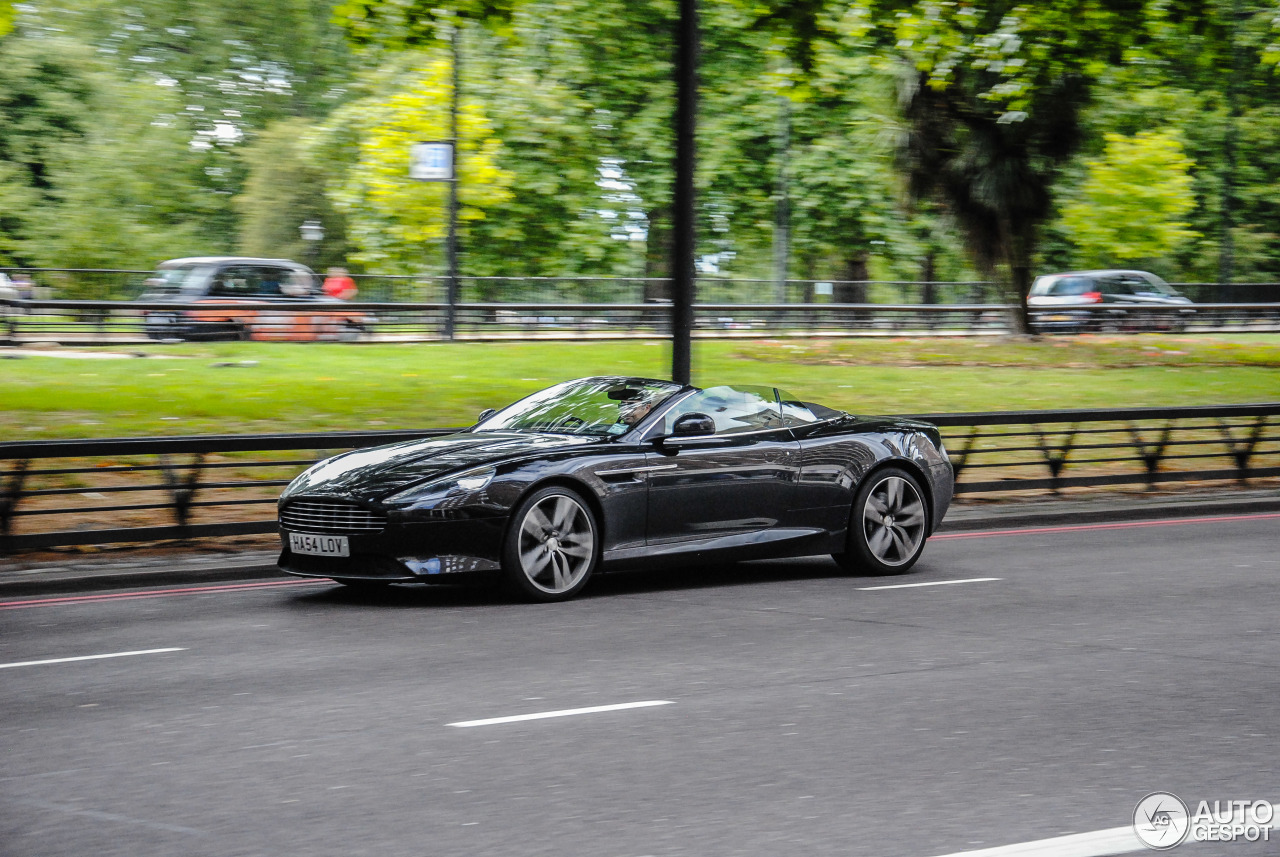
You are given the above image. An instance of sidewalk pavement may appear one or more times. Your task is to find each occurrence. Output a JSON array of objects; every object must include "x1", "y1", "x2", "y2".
[{"x1": 2, "y1": 488, "x2": 1277, "y2": 598}]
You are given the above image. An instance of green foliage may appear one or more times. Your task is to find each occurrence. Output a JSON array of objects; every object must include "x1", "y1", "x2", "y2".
[
  {"x1": 336, "y1": 0, "x2": 517, "y2": 48},
  {"x1": 461, "y1": 7, "x2": 652, "y2": 280},
  {"x1": 0, "y1": 37, "x2": 221, "y2": 273},
  {"x1": 0, "y1": 1, "x2": 368, "y2": 274},
  {"x1": 28, "y1": 75, "x2": 224, "y2": 272},
  {"x1": 38, "y1": 0, "x2": 357, "y2": 126},
  {"x1": 1071, "y1": 2, "x2": 1280, "y2": 281},
  {"x1": 0, "y1": 39, "x2": 96, "y2": 265},
  {"x1": 310, "y1": 49, "x2": 513, "y2": 273},
  {"x1": 1059, "y1": 131, "x2": 1200, "y2": 267},
  {"x1": 8, "y1": 0, "x2": 1280, "y2": 290},
  {"x1": 235, "y1": 118, "x2": 353, "y2": 267}
]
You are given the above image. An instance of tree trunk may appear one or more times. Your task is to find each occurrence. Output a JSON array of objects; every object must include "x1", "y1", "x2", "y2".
[
  {"x1": 921, "y1": 252, "x2": 937, "y2": 304},
  {"x1": 833, "y1": 252, "x2": 869, "y2": 304},
  {"x1": 999, "y1": 217, "x2": 1033, "y2": 335},
  {"x1": 1010, "y1": 263, "x2": 1032, "y2": 335},
  {"x1": 644, "y1": 206, "x2": 673, "y2": 303}
]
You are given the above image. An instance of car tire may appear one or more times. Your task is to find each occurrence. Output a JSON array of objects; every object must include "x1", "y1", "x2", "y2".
[
  {"x1": 833, "y1": 466, "x2": 929, "y2": 576},
  {"x1": 502, "y1": 485, "x2": 599, "y2": 602}
]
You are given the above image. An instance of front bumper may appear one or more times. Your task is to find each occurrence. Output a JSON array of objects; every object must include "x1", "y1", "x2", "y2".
[{"x1": 277, "y1": 514, "x2": 507, "y2": 582}]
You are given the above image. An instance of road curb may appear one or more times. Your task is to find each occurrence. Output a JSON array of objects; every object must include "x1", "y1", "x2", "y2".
[
  {"x1": 2, "y1": 492, "x2": 1277, "y2": 597},
  {"x1": 939, "y1": 492, "x2": 1280, "y2": 532}
]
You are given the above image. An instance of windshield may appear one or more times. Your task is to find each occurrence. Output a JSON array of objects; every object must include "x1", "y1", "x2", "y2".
[
  {"x1": 144, "y1": 264, "x2": 214, "y2": 295},
  {"x1": 476, "y1": 378, "x2": 684, "y2": 437}
]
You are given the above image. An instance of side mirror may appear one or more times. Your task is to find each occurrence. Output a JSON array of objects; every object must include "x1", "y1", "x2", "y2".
[
  {"x1": 476, "y1": 408, "x2": 497, "y2": 424},
  {"x1": 670, "y1": 412, "x2": 715, "y2": 437}
]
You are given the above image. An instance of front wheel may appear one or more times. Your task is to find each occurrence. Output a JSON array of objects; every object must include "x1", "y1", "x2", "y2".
[
  {"x1": 833, "y1": 466, "x2": 929, "y2": 575},
  {"x1": 502, "y1": 486, "x2": 599, "y2": 602}
]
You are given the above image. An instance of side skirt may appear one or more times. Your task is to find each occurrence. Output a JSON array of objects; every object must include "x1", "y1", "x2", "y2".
[{"x1": 601, "y1": 527, "x2": 841, "y2": 572}]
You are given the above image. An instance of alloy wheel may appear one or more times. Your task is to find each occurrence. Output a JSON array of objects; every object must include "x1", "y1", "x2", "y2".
[
  {"x1": 861, "y1": 475, "x2": 927, "y2": 567},
  {"x1": 516, "y1": 493, "x2": 596, "y2": 595}
]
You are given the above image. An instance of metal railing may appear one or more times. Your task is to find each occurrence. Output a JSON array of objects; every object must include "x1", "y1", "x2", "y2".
[
  {"x1": 1, "y1": 403, "x2": 1276, "y2": 553},
  {"x1": 2, "y1": 270, "x2": 1006, "y2": 304},
  {"x1": 3, "y1": 298, "x2": 1279, "y2": 345},
  {"x1": 5, "y1": 268, "x2": 1280, "y2": 305}
]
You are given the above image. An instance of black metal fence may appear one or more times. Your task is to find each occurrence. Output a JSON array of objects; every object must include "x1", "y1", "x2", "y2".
[
  {"x1": 2, "y1": 403, "x2": 1276, "y2": 553},
  {"x1": 5, "y1": 268, "x2": 1280, "y2": 305},
  {"x1": 3, "y1": 297, "x2": 1279, "y2": 345},
  {"x1": 1, "y1": 269, "x2": 1010, "y2": 304}
]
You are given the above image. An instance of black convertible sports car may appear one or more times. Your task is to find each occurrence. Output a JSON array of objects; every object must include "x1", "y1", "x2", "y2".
[{"x1": 277, "y1": 377, "x2": 953, "y2": 601}]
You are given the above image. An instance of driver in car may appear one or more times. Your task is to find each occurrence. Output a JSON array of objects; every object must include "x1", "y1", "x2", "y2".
[{"x1": 618, "y1": 398, "x2": 654, "y2": 427}]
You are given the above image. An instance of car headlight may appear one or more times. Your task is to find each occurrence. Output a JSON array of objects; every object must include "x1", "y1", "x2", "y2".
[{"x1": 384, "y1": 465, "x2": 497, "y2": 505}]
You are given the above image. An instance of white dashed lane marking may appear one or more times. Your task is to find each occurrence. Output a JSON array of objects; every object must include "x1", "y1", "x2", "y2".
[
  {"x1": 448, "y1": 700, "x2": 674, "y2": 728},
  {"x1": 858, "y1": 577, "x2": 1000, "y2": 591},
  {"x1": 0, "y1": 648, "x2": 186, "y2": 670}
]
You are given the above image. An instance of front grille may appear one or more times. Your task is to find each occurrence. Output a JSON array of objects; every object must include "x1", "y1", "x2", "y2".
[{"x1": 280, "y1": 499, "x2": 388, "y2": 534}]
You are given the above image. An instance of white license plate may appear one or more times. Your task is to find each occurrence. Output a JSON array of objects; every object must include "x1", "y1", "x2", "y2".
[{"x1": 289, "y1": 532, "x2": 350, "y2": 557}]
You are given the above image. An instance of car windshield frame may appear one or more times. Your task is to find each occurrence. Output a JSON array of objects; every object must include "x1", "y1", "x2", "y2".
[
  {"x1": 474, "y1": 378, "x2": 686, "y2": 438},
  {"x1": 146, "y1": 264, "x2": 216, "y2": 296}
]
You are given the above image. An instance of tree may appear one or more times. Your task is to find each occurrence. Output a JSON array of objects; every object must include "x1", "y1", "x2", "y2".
[
  {"x1": 460, "y1": 9, "x2": 657, "y2": 283},
  {"x1": 745, "y1": 2, "x2": 1280, "y2": 325},
  {"x1": 236, "y1": 118, "x2": 353, "y2": 269},
  {"x1": 882, "y1": 2, "x2": 1159, "y2": 330},
  {"x1": 0, "y1": 38, "x2": 96, "y2": 266},
  {"x1": 10, "y1": 0, "x2": 367, "y2": 263},
  {"x1": 1059, "y1": 131, "x2": 1199, "y2": 268},
  {"x1": 0, "y1": 32, "x2": 234, "y2": 275},
  {"x1": 778, "y1": 40, "x2": 914, "y2": 298},
  {"x1": 1065, "y1": 2, "x2": 1280, "y2": 282},
  {"x1": 309, "y1": 50, "x2": 513, "y2": 275},
  {"x1": 19, "y1": 54, "x2": 224, "y2": 273}
]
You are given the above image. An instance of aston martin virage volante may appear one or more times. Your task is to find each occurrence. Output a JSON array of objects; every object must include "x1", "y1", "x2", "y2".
[{"x1": 277, "y1": 377, "x2": 953, "y2": 601}]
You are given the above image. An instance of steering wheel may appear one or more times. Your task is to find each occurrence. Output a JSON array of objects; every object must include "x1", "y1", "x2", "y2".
[{"x1": 555, "y1": 415, "x2": 585, "y2": 430}]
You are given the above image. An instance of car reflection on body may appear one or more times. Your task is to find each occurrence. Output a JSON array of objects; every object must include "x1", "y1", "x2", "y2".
[{"x1": 277, "y1": 377, "x2": 954, "y2": 602}]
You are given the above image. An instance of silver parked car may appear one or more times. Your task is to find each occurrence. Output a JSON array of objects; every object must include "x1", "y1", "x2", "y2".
[{"x1": 1028, "y1": 270, "x2": 1194, "y2": 333}]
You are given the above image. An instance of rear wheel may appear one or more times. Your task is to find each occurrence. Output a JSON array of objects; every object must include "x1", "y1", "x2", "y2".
[
  {"x1": 502, "y1": 485, "x2": 599, "y2": 602},
  {"x1": 833, "y1": 466, "x2": 929, "y2": 575}
]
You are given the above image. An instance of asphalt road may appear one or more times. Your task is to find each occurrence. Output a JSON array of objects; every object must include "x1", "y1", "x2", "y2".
[{"x1": 2, "y1": 514, "x2": 1278, "y2": 857}]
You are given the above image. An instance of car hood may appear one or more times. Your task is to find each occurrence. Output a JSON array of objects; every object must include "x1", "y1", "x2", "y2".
[{"x1": 284, "y1": 431, "x2": 601, "y2": 501}]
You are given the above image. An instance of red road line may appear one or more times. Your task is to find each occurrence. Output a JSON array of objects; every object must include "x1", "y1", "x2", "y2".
[
  {"x1": 936, "y1": 511, "x2": 1280, "y2": 540},
  {"x1": 0, "y1": 578, "x2": 330, "y2": 610}
]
